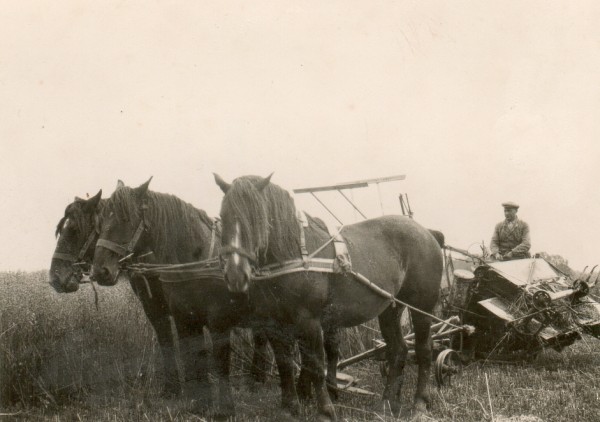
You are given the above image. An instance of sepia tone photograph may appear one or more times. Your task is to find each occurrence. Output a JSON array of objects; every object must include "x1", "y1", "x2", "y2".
[{"x1": 1, "y1": 1, "x2": 599, "y2": 421}]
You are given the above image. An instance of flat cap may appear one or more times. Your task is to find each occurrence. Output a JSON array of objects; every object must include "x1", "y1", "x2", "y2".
[{"x1": 501, "y1": 201, "x2": 519, "y2": 209}]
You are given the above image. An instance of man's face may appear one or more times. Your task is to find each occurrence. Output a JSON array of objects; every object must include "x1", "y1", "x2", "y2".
[{"x1": 504, "y1": 207, "x2": 518, "y2": 221}]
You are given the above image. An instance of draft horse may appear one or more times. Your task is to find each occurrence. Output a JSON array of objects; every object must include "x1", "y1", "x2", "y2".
[
  {"x1": 214, "y1": 174, "x2": 443, "y2": 421},
  {"x1": 50, "y1": 190, "x2": 104, "y2": 293},
  {"x1": 50, "y1": 184, "x2": 194, "y2": 398},
  {"x1": 91, "y1": 179, "x2": 270, "y2": 417}
]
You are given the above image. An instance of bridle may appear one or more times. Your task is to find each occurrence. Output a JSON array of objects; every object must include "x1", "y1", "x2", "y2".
[
  {"x1": 52, "y1": 229, "x2": 98, "y2": 264},
  {"x1": 52, "y1": 215, "x2": 101, "y2": 282},
  {"x1": 219, "y1": 245, "x2": 258, "y2": 264},
  {"x1": 96, "y1": 201, "x2": 152, "y2": 267},
  {"x1": 218, "y1": 218, "x2": 259, "y2": 272}
]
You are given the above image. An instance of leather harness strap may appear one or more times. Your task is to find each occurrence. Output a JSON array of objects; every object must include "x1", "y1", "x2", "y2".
[
  {"x1": 208, "y1": 219, "x2": 219, "y2": 259},
  {"x1": 52, "y1": 228, "x2": 99, "y2": 263},
  {"x1": 77, "y1": 230, "x2": 99, "y2": 261},
  {"x1": 52, "y1": 252, "x2": 77, "y2": 262},
  {"x1": 96, "y1": 203, "x2": 149, "y2": 259},
  {"x1": 297, "y1": 211, "x2": 309, "y2": 266},
  {"x1": 96, "y1": 238, "x2": 129, "y2": 257}
]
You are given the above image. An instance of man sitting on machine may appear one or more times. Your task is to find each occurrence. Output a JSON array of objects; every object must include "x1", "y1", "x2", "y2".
[{"x1": 490, "y1": 201, "x2": 531, "y2": 261}]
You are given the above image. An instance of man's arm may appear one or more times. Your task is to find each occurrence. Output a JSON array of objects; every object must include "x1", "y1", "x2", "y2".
[
  {"x1": 490, "y1": 223, "x2": 501, "y2": 255},
  {"x1": 510, "y1": 221, "x2": 531, "y2": 256}
]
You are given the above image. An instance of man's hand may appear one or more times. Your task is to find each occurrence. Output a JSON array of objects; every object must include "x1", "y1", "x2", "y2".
[
  {"x1": 503, "y1": 251, "x2": 513, "y2": 260},
  {"x1": 492, "y1": 253, "x2": 503, "y2": 261}
]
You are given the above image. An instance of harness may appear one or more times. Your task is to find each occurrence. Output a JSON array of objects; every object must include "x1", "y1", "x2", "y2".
[
  {"x1": 123, "y1": 214, "x2": 222, "y2": 290},
  {"x1": 251, "y1": 211, "x2": 352, "y2": 280},
  {"x1": 220, "y1": 212, "x2": 468, "y2": 331}
]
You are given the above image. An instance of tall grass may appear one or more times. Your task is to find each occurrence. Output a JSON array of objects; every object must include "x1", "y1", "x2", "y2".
[
  {"x1": 0, "y1": 271, "x2": 160, "y2": 408},
  {"x1": 1, "y1": 271, "x2": 599, "y2": 421}
]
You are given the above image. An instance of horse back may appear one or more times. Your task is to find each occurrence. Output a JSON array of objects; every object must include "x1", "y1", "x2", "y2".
[{"x1": 329, "y1": 215, "x2": 443, "y2": 319}]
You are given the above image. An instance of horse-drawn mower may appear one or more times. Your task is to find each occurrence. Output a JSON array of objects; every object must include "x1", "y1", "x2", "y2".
[
  {"x1": 334, "y1": 247, "x2": 600, "y2": 391},
  {"x1": 291, "y1": 176, "x2": 600, "y2": 391},
  {"x1": 440, "y1": 249, "x2": 600, "y2": 362}
]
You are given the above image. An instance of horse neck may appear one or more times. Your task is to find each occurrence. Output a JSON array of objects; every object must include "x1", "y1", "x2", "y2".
[
  {"x1": 261, "y1": 195, "x2": 302, "y2": 265},
  {"x1": 145, "y1": 196, "x2": 212, "y2": 263}
]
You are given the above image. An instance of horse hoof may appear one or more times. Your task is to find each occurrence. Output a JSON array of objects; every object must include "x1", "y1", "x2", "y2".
[
  {"x1": 189, "y1": 399, "x2": 213, "y2": 415},
  {"x1": 212, "y1": 410, "x2": 236, "y2": 421},
  {"x1": 189, "y1": 401, "x2": 211, "y2": 416},
  {"x1": 250, "y1": 371, "x2": 267, "y2": 385},
  {"x1": 160, "y1": 383, "x2": 182, "y2": 398},
  {"x1": 297, "y1": 383, "x2": 313, "y2": 402},
  {"x1": 410, "y1": 409, "x2": 429, "y2": 422},
  {"x1": 282, "y1": 400, "x2": 301, "y2": 416},
  {"x1": 317, "y1": 408, "x2": 337, "y2": 422},
  {"x1": 326, "y1": 385, "x2": 339, "y2": 402}
]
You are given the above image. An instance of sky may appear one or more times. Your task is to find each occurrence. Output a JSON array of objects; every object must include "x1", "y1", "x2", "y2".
[{"x1": 1, "y1": 1, "x2": 599, "y2": 272}]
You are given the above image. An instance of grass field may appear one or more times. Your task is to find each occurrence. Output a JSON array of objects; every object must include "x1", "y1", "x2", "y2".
[{"x1": 1, "y1": 271, "x2": 599, "y2": 421}]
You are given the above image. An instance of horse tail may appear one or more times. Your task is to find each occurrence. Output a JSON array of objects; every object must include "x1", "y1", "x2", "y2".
[{"x1": 428, "y1": 229, "x2": 445, "y2": 248}]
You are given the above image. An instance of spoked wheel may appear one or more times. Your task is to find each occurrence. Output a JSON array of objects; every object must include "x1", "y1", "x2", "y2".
[{"x1": 434, "y1": 349, "x2": 462, "y2": 387}]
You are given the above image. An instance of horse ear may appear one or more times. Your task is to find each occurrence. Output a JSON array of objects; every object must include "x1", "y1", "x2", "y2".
[
  {"x1": 84, "y1": 189, "x2": 102, "y2": 212},
  {"x1": 214, "y1": 173, "x2": 231, "y2": 193},
  {"x1": 254, "y1": 173, "x2": 273, "y2": 192},
  {"x1": 135, "y1": 177, "x2": 153, "y2": 198},
  {"x1": 116, "y1": 180, "x2": 125, "y2": 190}
]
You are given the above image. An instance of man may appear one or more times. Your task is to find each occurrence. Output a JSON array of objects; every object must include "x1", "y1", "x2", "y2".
[{"x1": 490, "y1": 201, "x2": 531, "y2": 261}]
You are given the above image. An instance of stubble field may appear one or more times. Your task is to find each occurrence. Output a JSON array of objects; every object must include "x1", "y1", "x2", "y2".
[{"x1": 1, "y1": 271, "x2": 599, "y2": 421}]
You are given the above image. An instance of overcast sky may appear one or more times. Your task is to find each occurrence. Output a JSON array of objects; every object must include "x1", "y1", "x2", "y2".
[{"x1": 1, "y1": 1, "x2": 599, "y2": 272}]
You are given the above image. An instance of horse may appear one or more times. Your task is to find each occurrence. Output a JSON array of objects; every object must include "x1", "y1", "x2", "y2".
[
  {"x1": 214, "y1": 173, "x2": 443, "y2": 421},
  {"x1": 49, "y1": 183, "x2": 189, "y2": 398},
  {"x1": 90, "y1": 178, "x2": 271, "y2": 417},
  {"x1": 50, "y1": 190, "x2": 103, "y2": 293}
]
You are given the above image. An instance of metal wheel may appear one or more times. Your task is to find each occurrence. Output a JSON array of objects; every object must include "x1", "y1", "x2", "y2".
[{"x1": 434, "y1": 349, "x2": 462, "y2": 387}]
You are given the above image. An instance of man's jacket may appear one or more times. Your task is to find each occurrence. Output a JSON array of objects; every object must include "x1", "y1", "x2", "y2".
[{"x1": 490, "y1": 218, "x2": 531, "y2": 258}]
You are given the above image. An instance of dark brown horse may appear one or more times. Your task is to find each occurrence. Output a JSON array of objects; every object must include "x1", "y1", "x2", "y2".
[
  {"x1": 214, "y1": 174, "x2": 443, "y2": 421},
  {"x1": 90, "y1": 179, "x2": 270, "y2": 417},
  {"x1": 50, "y1": 190, "x2": 103, "y2": 293},
  {"x1": 50, "y1": 184, "x2": 188, "y2": 398}
]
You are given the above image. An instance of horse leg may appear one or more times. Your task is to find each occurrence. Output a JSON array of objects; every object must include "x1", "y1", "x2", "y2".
[
  {"x1": 379, "y1": 305, "x2": 407, "y2": 417},
  {"x1": 131, "y1": 279, "x2": 181, "y2": 397},
  {"x1": 297, "y1": 343, "x2": 313, "y2": 402},
  {"x1": 323, "y1": 325, "x2": 340, "y2": 401},
  {"x1": 176, "y1": 321, "x2": 212, "y2": 414},
  {"x1": 411, "y1": 310, "x2": 433, "y2": 414},
  {"x1": 298, "y1": 325, "x2": 340, "y2": 402},
  {"x1": 250, "y1": 327, "x2": 270, "y2": 387},
  {"x1": 265, "y1": 323, "x2": 300, "y2": 416},
  {"x1": 296, "y1": 315, "x2": 336, "y2": 421},
  {"x1": 212, "y1": 329, "x2": 235, "y2": 418}
]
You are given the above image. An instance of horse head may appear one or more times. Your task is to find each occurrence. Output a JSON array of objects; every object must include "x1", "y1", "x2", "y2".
[
  {"x1": 92, "y1": 177, "x2": 153, "y2": 286},
  {"x1": 214, "y1": 173, "x2": 300, "y2": 293},
  {"x1": 50, "y1": 190, "x2": 103, "y2": 293}
]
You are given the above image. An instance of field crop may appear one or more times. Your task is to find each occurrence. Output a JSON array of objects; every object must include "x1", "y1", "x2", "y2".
[{"x1": 1, "y1": 271, "x2": 599, "y2": 421}]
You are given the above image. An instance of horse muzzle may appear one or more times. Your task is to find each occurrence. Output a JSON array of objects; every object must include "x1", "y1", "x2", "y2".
[
  {"x1": 49, "y1": 267, "x2": 80, "y2": 293},
  {"x1": 224, "y1": 271, "x2": 250, "y2": 294},
  {"x1": 92, "y1": 264, "x2": 119, "y2": 286}
]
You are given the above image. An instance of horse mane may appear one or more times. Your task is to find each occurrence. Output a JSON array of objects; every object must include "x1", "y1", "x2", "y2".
[
  {"x1": 56, "y1": 198, "x2": 106, "y2": 238},
  {"x1": 106, "y1": 186, "x2": 215, "y2": 260},
  {"x1": 222, "y1": 176, "x2": 301, "y2": 264}
]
